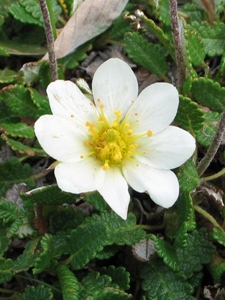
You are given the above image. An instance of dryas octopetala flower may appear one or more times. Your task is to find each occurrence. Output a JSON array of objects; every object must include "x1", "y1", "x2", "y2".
[{"x1": 34, "y1": 58, "x2": 195, "y2": 220}]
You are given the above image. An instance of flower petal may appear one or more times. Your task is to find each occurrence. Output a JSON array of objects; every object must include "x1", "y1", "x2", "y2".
[
  {"x1": 92, "y1": 58, "x2": 138, "y2": 123},
  {"x1": 97, "y1": 167, "x2": 130, "y2": 220},
  {"x1": 126, "y1": 83, "x2": 179, "y2": 135},
  {"x1": 34, "y1": 115, "x2": 89, "y2": 162},
  {"x1": 135, "y1": 126, "x2": 196, "y2": 169},
  {"x1": 55, "y1": 157, "x2": 105, "y2": 193},
  {"x1": 123, "y1": 162, "x2": 179, "y2": 208},
  {"x1": 47, "y1": 80, "x2": 97, "y2": 126}
]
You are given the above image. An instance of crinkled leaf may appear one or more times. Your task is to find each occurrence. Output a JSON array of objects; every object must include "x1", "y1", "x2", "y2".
[
  {"x1": 0, "y1": 199, "x2": 26, "y2": 237},
  {"x1": 97, "y1": 211, "x2": 146, "y2": 246},
  {"x1": 1, "y1": 135, "x2": 45, "y2": 156},
  {"x1": 9, "y1": 2, "x2": 42, "y2": 26},
  {"x1": 100, "y1": 266, "x2": 130, "y2": 291},
  {"x1": 195, "y1": 112, "x2": 221, "y2": 147},
  {"x1": 141, "y1": 258, "x2": 195, "y2": 300},
  {"x1": 140, "y1": 15, "x2": 174, "y2": 59},
  {"x1": 9, "y1": 0, "x2": 62, "y2": 26},
  {"x1": 34, "y1": 231, "x2": 69, "y2": 274},
  {"x1": 57, "y1": 264, "x2": 80, "y2": 300},
  {"x1": 192, "y1": 77, "x2": 225, "y2": 112},
  {"x1": 28, "y1": 87, "x2": 51, "y2": 115},
  {"x1": 176, "y1": 159, "x2": 199, "y2": 192},
  {"x1": 42, "y1": 0, "x2": 129, "y2": 59},
  {"x1": 0, "y1": 122, "x2": 34, "y2": 139},
  {"x1": 21, "y1": 185, "x2": 78, "y2": 205},
  {"x1": 95, "y1": 245, "x2": 120, "y2": 260},
  {"x1": 176, "y1": 193, "x2": 195, "y2": 227},
  {"x1": 185, "y1": 25, "x2": 206, "y2": 66},
  {"x1": 175, "y1": 95, "x2": 204, "y2": 132},
  {"x1": 211, "y1": 227, "x2": 225, "y2": 247},
  {"x1": 0, "y1": 84, "x2": 44, "y2": 119},
  {"x1": 0, "y1": 69, "x2": 20, "y2": 83},
  {"x1": 176, "y1": 229, "x2": 216, "y2": 278},
  {"x1": 21, "y1": 285, "x2": 53, "y2": 300},
  {"x1": 0, "y1": 227, "x2": 10, "y2": 255},
  {"x1": 212, "y1": 261, "x2": 225, "y2": 283},
  {"x1": 124, "y1": 32, "x2": 168, "y2": 78},
  {"x1": 80, "y1": 272, "x2": 132, "y2": 299},
  {"x1": 109, "y1": 14, "x2": 131, "y2": 40},
  {"x1": 85, "y1": 192, "x2": 107, "y2": 212},
  {"x1": 0, "y1": 258, "x2": 14, "y2": 284},
  {"x1": 0, "y1": 157, "x2": 35, "y2": 197},
  {"x1": 158, "y1": 0, "x2": 171, "y2": 26},
  {"x1": 189, "y1": 21, "x2": 225, "y2": 57},
  {"x1": 14, "y1": 239, "x2": 40, "y2": 272},
  {"x1": 68, "y1": 218, "x2": 107, "y2": 270}
]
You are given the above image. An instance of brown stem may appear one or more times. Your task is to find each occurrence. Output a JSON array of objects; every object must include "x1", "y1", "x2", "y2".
[
  {"x1": 39, "y1": 0, "x2": 58, "y2": 81},
  {"x1": 197, "y1": 109, "x2": 225, "y2": 176},
  {"x1": 169, "y1": 0, "x2": 185, "y2": 87}
]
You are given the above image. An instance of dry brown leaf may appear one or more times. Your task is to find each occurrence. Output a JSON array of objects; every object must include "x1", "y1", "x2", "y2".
[{"x1": 42, "y1": 0, "x2": 128, "y2": 60}]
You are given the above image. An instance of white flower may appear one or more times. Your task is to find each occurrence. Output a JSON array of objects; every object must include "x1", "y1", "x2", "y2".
[{"x1": 34, "y1": 58, "x2": 195, "y2": 220}]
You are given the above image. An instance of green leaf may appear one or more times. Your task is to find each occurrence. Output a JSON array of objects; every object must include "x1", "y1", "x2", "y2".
[
  {"x1": 0, "y1": 122, "x2": 34, "y2": 139},
  {"x1": 0, "y1": 227, "x2": 10, "y2": 255},
  {"x1": 0, "y1": 157, "x2": 35, "y2": 197},
  {"x1": 0, "y1": 258, "x2": 14, "y2": 284},
  {"x1": 95, "y1": 245, "x2": 120, "y2": 260},
  {"x1": 176, "y1": 229, "x2": 215, "y2": 278},
  {"x1": 195, "y1": 112, "x2": 221, "y2": 147},
  {"x1": 212, "y1": 261, "x2": 225, "y2": 283},
  {"x1": 124, "y1": 32, "x2": 168, "y2": 78},
  {"x1": 211, "y1": 227, "x2": 225, "y2": 247},
  {"x1": 9, "y1": 2, "x2": 42, "y2": 26},
  {"x1": 0, "y1": 84, "x2": 43, "y2": 118},
  {"x1": 100, "y1": 266, "x2": 130, "y2": 291},
  {"x1": 9, "y1": 0, "x2": 62, "y2": 26},
  {"x1": 28, "y1": 87, "x2": 51, "y2": 115},
  {"x1": 189, "y1": 21, "x2": 225, "y2": 57},
  {"x1": 57, "y1": 264, "x2": 80, "y2": 300},
  {"x1": 176, "y1": 159, "x2": 199, "y2": 192},
  {"x1": 158, "y1": 0, "x2": 171, "y2": 26},
  {"x1": 1, "y1": 135, "x2": 46, "y2": 156},
  {"x1": 99, "y1": 211, "x2": 146, "y2": 246},
  {"x1": 14, "y1": 239, "x2": 39, "y2": 272},
  {"x1": 138, "y1": 14, "x2": 174, "y2": 59},
  {"x1": 85, "y1": 192, "x2": 107, "y2": 212},
  {"x1": 0, "y1": 199, "x2": 26, "y2": 237},
  {"x1": 33, "y1": 231, "x2": 69, "y2": 274},
  {"x1": 175, "y1": 95, "x2": 204, "y2": 132},
  {"x1": 176, "y1": 193, "x2": 195, "y2": 225},
  {"x1": 141, "y1": 258, "x2": 195, "y2": 300},
  {"x1": 80, "y1": 272, "x2": 132, "y2": 300},
  {"x1": 21, "y1": 185, "x2": 78, "y2": 205},
  {"x1": 21, "y1": 285, "x2": 53, "y2": 300},
  {"x1": 68, "y1": 218, "x2": 107, "y2": 270},
  {"x1": 185, "y1": 25, "x2": 206, "y2": 66},
  {"x1": 109, "y1": 15, "x2": 131, "y2": 40},
  {"x1": 192, "y1": 78, "x2": 225, "y2": 112},
  {"x1": 0, "y1": 69, "x2": 21, "y2": 83}
]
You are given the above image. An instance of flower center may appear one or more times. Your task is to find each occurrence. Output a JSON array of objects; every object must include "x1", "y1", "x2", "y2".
[{"x1": 84, "y1": 101, "x2": 152, "y2": 170}]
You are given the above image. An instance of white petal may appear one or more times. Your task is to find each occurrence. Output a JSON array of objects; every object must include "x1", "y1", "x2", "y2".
[
  {"x1": 97, "y1": 167, "x2": 130, "y2": 220},
  {"x1": 47, "y1": 80, "x2": 97, "y2": 125},
  {"x1": 126, "y1": 83, "x2": 179, "y2": 135},
  {"x1": 35, "y1": 115, "x2": 89, "y2": 162},
  {"x1": 55, "y1": 158, "x2": 105, "y2": 193},
  {"x1": 92, "y1": 58, "x2": 138, "y2": 123},
  {"x1": 135, "y1": 126, "x2": 196, "y2": 169},
  {"x1": 123, "y1": 162, "x2": 179, "y2": 208}
]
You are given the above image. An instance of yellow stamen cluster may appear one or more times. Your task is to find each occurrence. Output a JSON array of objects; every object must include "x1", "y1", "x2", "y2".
[{"x1": 84, "y1": 101, "x2": 152, "y2": 170}]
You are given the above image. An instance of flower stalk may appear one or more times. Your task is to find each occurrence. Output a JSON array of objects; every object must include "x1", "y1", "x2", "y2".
[
  {"x1": 169, "y1": 0, "x2": 185, "y2": 87},
  {"x1": 197, "y1": 109, "x2": 225, "y2": 177},
  {"x1": 39, "y1": 0, "x2": 58, "y2": 81}
]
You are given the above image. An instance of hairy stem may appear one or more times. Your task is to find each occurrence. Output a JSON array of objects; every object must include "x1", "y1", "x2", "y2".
[
  {"x1": 197, "y1": 109, "x2": 225, "y2": 177},
  {"x1": 169, "y1": 0, "x2": 185, "y2": 87},
  {"x1": 39, "y1": 0, "x2": 58, "y2": 81}
]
